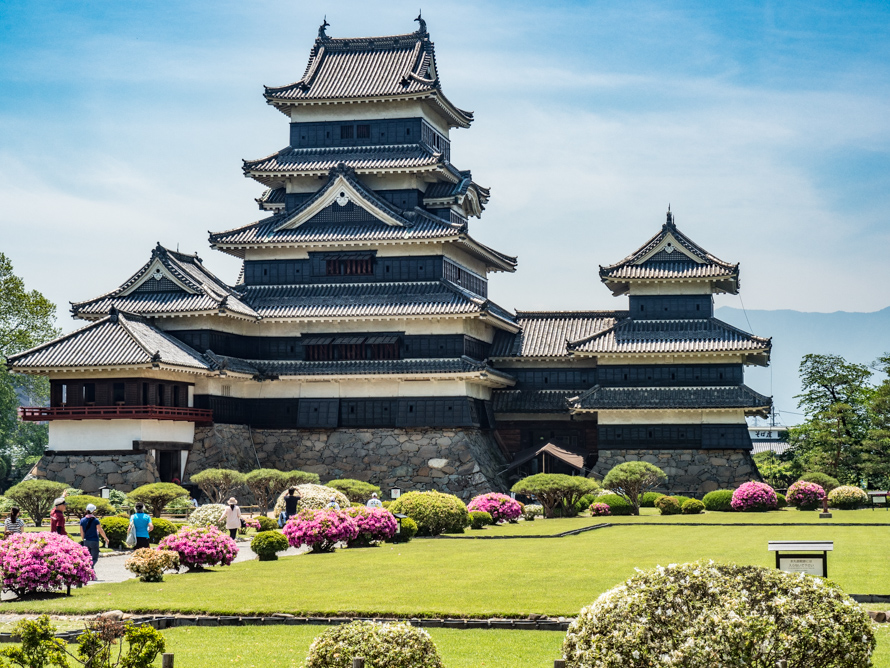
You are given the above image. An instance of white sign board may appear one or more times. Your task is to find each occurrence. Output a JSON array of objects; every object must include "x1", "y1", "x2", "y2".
[
  {"x1": 390, "y1": 489, "x2": 401, "y2": 499},
  {"x1": 778, "y1": 557, "x2": 823, "y2": 576},
  {"x1": 873, "y1": 495, "x2": 887, "y2": 504}
]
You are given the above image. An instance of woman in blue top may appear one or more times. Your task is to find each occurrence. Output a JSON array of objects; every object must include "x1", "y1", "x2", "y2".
[{"x1": 129, "y1": 503, "x2": 154, "y2": 549}]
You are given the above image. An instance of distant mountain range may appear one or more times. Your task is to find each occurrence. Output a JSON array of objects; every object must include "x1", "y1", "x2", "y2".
[{"x1": 715, "y1": 306, "x2": 890, "y2": 426}]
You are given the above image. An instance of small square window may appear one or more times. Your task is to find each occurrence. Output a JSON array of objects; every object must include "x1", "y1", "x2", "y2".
[{"x1": 356, "y1": 124, "x2": 370, "y2": 138}]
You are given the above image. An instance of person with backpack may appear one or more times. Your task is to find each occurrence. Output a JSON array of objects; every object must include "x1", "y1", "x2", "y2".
[
  {"x1": 129, "y1": 503, "x2": 154, "y2": 549},
  {"x1": 80, "y1": 504, "x2": 108, "y2": 572}
]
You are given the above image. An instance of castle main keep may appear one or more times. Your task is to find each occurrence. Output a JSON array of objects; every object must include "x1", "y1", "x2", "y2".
[{"x1": 10, "y1": 18, "x2": 770, "y2": 498}]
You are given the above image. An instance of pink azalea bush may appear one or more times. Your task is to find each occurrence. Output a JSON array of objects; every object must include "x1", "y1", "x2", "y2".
[
  {"x1": 786, "y1": 480, "x2": 827, "y2": 510},
  {"x1": 730, "y1": 481, "x2": 778, "y2": 512},
  {"x1": 0, "y1": 532, "x2": 94, "y2": 597},
  {"x1": 467, "y1": 493, "x2": 522, "y2": 523},
  {"x1": 588, "y1": 502, "x2": 612, "y2": 517},
  {"x1": 158, "y1": 526, "x2": 238, "y2": 570},
  {"x1": 283, "y1": 509, "x2": 359, "y2": 553},
  {"x1": 344, "y1": 506, "x2": 398, "y2": 546}
]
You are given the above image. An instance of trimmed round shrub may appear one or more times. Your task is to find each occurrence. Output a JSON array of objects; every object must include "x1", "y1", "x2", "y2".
[
  {"x1": 468, "y1": 492, "x2": 522, "y2": 523},
  {"x1": 799, "y1": 472, "x2": 841, "y2": 493},
  {"x1": 273, "y1": 484, "x2": 350, "y2": 516},
  {"x1": 596, "y1": 494, "x2": 633, "y2": 516},
  {"x1": 64, "y1": 495, "x2": 115, "y2": 519},
  {"x1": 681, "y1": 498, "x2": 705, "y2": 514},
  {"x1": 344, "y1": 506, "x2": 398, "y2": 546},
  {"x1": 0, "y1": 532, "x2": 94, "y2": 597},
  {"x1": 186, "y1": 503, "x2": 227, "y2": 530},
  {"x1": 702, "y1": 489, "x2": 734, "y2": 512},
  {"x1": 283, "y1": 509, "x2": 359, "y2": 553},
  {"x1": 828, "y1": 485, "x2": 869, "y2": 509},
  {"x1": 562, "y1": 561, "x2": 875, "y2": 668},
  {"x1": 390, "y1": 516, "x2": 417, "y2": 543},
  {"x1": 326, "y1": 479, "x2": 382, "y2": 504},
  {"x1": 149, "y1": 517, "x2": 178, "y2": 544},
  {"x1": 776, "y1": 492, "x2": 787, "y2": 508},
  {"x1": 256, "y1": 515, "x2": 278, "y2": 532},
  {"x1": 469, "y1": 511, "x2": 492, "y2": 529},
  {"x1": 655, "y1": 496, "x2": 682, "y2": 515},
  {"x1": 786, "y1": 480, "x2": 826, "y2": 510},
  {"x1": 731, "y1": 481, "x2": 778, "y2": 512},
  {"x1": 127, "y1": 483, "x2": 189, "y2": 518},
  {"x1": 101, "y1": 516, "x2": 131, "y2": 549},
  {"x1": 588, "y1": 502, "x2": 611, "y2": 517},
  {"x1": 573, "y1": 493, "x2": 599, "y2": 516},
  {"x1": 124, "y1": 548, "x2": 180, "y2": 582},
  {"x1": 639, "y1": 492, "x2": 665, "y2": 508},
  {"x1": 158, "y1": 526, "x2": 238, "y2": 570},
  {"x1": 522, "y1": 504, "x2": 544, "y2": 521},
  {"x1": 671, "y1": 495, "x2": 693, "y2": 507},
  {"x1": 306, "y1": 620, "x2": 443, "y2": 668},
  {"x1": 389, "y1": 490, "x2": 469, "y2": 535},
  {"x1": 251, "y1": 530, "x2": 290, "y2": 561}
]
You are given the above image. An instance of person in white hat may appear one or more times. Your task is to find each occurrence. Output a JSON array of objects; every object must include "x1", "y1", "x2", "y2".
[
  {"x1": 326, "y1": 496, "x2": 341, "y2": 511},
  {"x1": 366, "y1": 493, "x2": 382, "y2": 509},
  {"x1": 80, "y1": 503, "x2": 108, "y2": 572},
  {"x1": 50, "y1": 497, "x2": 67, "y2": 536},
  {"x1": 219, "y1": 497, "x2": 242, "y2": 540}
]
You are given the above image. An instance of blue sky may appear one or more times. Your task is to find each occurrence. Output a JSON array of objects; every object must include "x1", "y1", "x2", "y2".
[{"x1": 2, "y1": 0, "x2": 889, "y2": 333}]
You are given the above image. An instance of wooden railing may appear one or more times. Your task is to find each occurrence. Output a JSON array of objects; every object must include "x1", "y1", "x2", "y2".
[{"x1": 18, "y1": 406, "x2": 213, "y2": 422}]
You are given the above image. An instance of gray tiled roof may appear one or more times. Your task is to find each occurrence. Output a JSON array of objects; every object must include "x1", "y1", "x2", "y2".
[
  {"x1": 491, "y1": 389, "x2": 586, "y2": 413},
  {"x1": 204, "y1": 353, "x2": 515, "y2": 383},
  {"x1": 567, "y1": 318, "x2": 771, "y2": 355},
  {"x1": 600, "y1": 213, "x2": 739, "y2": 292},
  {"x1": 8, "y1": 311, "x2": 209, "y2": 371},
  {"x1": 234, "y1": 280, "x2": 516, "y2": 325},
  {"x1": 71, "y1": 244, "x2": 258, "y2": 320},
  {"x1": 423, "y1": 171, "x2": 490, "y2": 208},
  {"x1": 490, "y1": 311, "x2": 623, "y2": 358},
  {"x1": 263, "y1": 28, "x2": 473, "y2": 128},
  {"x1": 243, "y1": 144, "x2": 442, "y2": 184},
  {"x1": 569, "y1": 384, "x2": 772, "y2": 411},
  {"x1": 256, "y1": 188, "x2": 285, "y2": 210}
]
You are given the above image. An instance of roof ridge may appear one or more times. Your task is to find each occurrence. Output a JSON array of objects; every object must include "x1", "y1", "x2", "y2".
[{"x1": 6, "y1": 315, "x2": 111, "y2": 363}]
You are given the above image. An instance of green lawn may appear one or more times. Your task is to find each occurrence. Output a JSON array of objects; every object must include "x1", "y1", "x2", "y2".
[
  {"x1": 606, "y1": 507, "x2": 890, "y2": 524},
  {"x1": 158, "y1": 626, "x2": 565, "y2": 668},
  {"x1": 4, "y1": 523, "x2": 888, "y2": 618}
]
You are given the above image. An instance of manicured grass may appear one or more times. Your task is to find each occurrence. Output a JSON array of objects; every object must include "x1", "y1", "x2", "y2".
[
  {"x1": 606, "y1": 507, "x2": 890, "y2": 524},
  {"x1": 158, "y1": 626, "x2": 565, "y2": 668},
  {"x1": 4, "y1": 523, "x2": 888, "y2": 618}
]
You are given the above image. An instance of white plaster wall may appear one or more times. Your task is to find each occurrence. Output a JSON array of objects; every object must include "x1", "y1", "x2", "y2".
[
  {"x1": 628, "y1": 282, "x2": 714, "y2": 295},
  {"x1": 49, "y1": 420, "x2": 195, "y2": 451},
  {"x1": 596, "y1": 354, "x2": 749, "y2": 365},
  {"x1": 596, "y1": 409, "x2": 747, "y2": 425},
  {"x1": 286, "y1": 100, "x2": 452, "y2": 134},
  {"x1": 196, "y1": 377, "x2": 491, "y2": 400}
]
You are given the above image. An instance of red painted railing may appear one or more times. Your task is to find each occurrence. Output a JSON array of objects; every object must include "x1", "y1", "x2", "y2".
[{"x1": 19, "y1": 406, "x2": 213, "y2": 422}]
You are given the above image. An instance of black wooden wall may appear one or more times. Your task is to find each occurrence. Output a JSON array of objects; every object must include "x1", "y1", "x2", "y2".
[
  {"x1": 628, "y1": 295, "x2": 714, "y2": 319},
  {"x1": 598, "y1": 423, "x2": 751, "y2": 450}
]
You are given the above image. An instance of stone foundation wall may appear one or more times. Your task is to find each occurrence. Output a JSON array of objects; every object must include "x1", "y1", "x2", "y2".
[
  {"x1": 187, "y1": 425, "x2": 509, "y2": 499},
  {"x1": 590, "y1": 449, "x2": 760, "y2": 494},
  {"x1": 29, "y1": 452, "x2": 160, "y2": 494}
]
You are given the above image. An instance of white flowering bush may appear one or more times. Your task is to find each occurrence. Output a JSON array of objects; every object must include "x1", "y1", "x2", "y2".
[
  {"x1": 306, "y1": 620, "x2": 443, "y2": 668},
  {"x1": 186, "y1": 504, "x2": 226, "y2": 530},
  {"x1": 273, "y1": 484, "x2": 350, "y2": 516},
  {"x1": 563, "y1": 560, "x2": 875, "y2": 668},
  {"x1": 522, "y1": 504, "x2": 544, "y2": 521},
  {"x1": 828, "y1": 485, "x2": 869, "y2": 510}
]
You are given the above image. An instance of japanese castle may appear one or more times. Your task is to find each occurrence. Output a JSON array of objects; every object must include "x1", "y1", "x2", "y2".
[{"x1": 10, "y1": 18, "x2": 771, "y2": 497}]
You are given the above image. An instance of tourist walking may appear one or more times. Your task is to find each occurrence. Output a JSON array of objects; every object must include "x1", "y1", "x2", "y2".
[
  {"x1": 129, "y1": 503, "x2": 154, "y2": 549},
  {"x1": 283, "y1": 487, "x2": 301, "y2": 519},
  {"x1": 221, "y1": 497, "x2": 242, "y2": 539},
  {"x1": 326, "y1": 496, "x2": 341, "y2": 511},
  {"x1": 366, "y1": 493, "x2": 382, "y2": 508},
  {"x1": 50, "y1": 498, "x2": 67, "y2": 536},
  {"x1": 4, "y1": 507, "x2": 25, "y2": 536},
  {"x1": 80, "y1": 504, "x2": 108, "y2": 572}
]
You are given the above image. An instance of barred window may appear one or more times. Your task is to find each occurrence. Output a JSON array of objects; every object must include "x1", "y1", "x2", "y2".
[{"x1": 356, "y1": 124, "x2": 370, "y2": 138}]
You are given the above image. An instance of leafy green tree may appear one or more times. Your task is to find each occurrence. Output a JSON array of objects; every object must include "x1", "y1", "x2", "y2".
[
  {"x1": 128, "y1": 483, "x2": 188, "y2": 518},
  {"x1": 63, "y1": 495, "x2": 115, "y2": 519},
  {"x1": 752, "y1": 451, "x2": 796, "y2": 488},
  {"x1": 0, "y1": 253, "x2": 60, "y2": 485},
  {"x1": 862, "y1": 353, "x2": 890, "y2": 489},
  {"x1": 787, "y1": 354, "x2": 874, "y2": 483},
  {"x1": 189, "y1": 468, "x2": 245, "y2": 503},
  {"x1": 5, "y1": 479, "x2": 67, "y2": 527},
  {"x1": 326, "y1": 478, "x2": 382, "y2": 503},
  {"x1": 602, "y1": 461, "x2": 668, "y2": 515},
  {"x1": 244, "y1": 468, "x2": 287, "y2": 513},
  {"x1": 510, "y1": 474, "x2": 599, "y2": 518}
]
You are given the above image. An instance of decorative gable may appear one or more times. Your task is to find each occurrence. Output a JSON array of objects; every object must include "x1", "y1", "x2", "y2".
[{"x1": 120, "y1": 258, "x2": 197, "y2": 296}]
